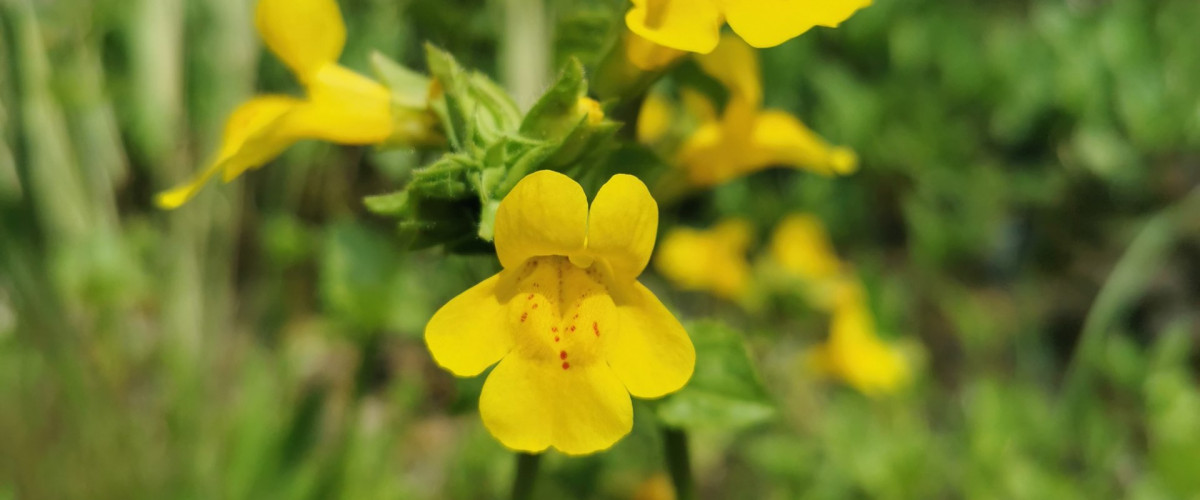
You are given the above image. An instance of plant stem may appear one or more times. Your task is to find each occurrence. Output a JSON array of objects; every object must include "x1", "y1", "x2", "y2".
[
  {"x1": 663, "y1": 426, "x2": 695, "y2": 500},
  {"x1": 511, "y1": 452, "x2": 542, "y2": 500},
  {"x1": 502, "y1": 0, "x2": 548, "y2": 111}
]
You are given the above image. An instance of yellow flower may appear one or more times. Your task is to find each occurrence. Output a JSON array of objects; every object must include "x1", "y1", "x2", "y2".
[
  {"x1": 636, "y1": 91, "x2": 675, "y2": 145},
  {"x1": 770, "y1": 214, "x2": 841, "y2": 276},
  {"x1": 426, "y1": 171, "x2": 695, "y2": 455},
  {"x1": 633, "y1": 473, "x2": 676, "y2": 500},
  {"x1": 625, "y1": 31, "x2": 686, "y2": 71},
  {"x1": 768, "y1": 214, "x2": 851, "y2": 309},
  {"x1": 654, "y1": 219, "x2": 753, "y2": 301},
  {"x1": 807, "y1": 286, "x2": 910, "y2": 396},
  {"x1": 675, "y1": 35, "x2": 858, "y2": 187},
  {"x1": 626, "y1": 0, "x2": 871, "y2": 53},
  {"x1": 156, "y1": 0, "x2": 395, "y2": 209}
]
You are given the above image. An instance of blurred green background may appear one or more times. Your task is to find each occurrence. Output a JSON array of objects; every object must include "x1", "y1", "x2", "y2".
[{"x1": 1, "y1": 0, "x2": 1199, "y2": 498}]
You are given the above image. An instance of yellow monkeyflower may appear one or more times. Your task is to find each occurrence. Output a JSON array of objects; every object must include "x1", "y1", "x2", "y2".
[
  {"x1": 770, "y1": 213, "x2": 842, "y2": 274},
  {"x1": 768, "y1": 214, "x2": 852, "y2": 310},
  {"x1": 626, "y1": 0, "x2": 871, "y2": 54},
  {"x1": 808, "y1": 286, "x2": 910, "y2": 396},
  {"x1": 426, "y1": 171, "x2": 695, "y2": 455},
  {"x1": 674, "y1": 35, "x2": 858, "y2": 187},
  {"x1": 654, "y1": 219, "x2": 753, "y2": 301},
  {"x1": 157, "y1": 0, "x2": 395, "y2": 209},
  {"x1": 633, "y1": 473, "x2": 676, "y2": 500},
  {"x1": 625, "y1": 31, "x2": 686, "y2": 71}
]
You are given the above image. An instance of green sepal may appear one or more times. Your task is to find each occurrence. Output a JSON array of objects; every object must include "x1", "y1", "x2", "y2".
[
  {"x1": 520, "y1": 58, "x2": 588, "y2": 140},
  {"x1": 407, "y1": 153, "x2": 477, "y2": 200},
  {"x1": 424, "y1": 44, "x2": 521, "y2": 152},
  {"x1": 371, "y1": 51, "x2": 431, "y2": 109},
  {"x1": 370, "y1": 51, "x2": 443, "y2": 147}
]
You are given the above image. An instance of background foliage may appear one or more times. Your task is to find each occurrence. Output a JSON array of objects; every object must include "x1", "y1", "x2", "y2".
[{"x1": 1, "y1": 0, "x2": 1198, "y2": 498}]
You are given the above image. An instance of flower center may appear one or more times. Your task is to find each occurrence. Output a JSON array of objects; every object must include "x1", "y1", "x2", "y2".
[{"x1": 508, "y1": 256, "x2": 615, "y2": 370}]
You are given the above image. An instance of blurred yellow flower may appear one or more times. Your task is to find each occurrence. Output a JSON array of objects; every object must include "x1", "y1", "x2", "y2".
[
  {"x1": 654, "y1": 218, "x2": 754, "y2": 301},
  {"x1": 770, "y1": 214, "x2": 842, "y2": 281},
  {"x1": 625, "y1": 31, "x2": 686, "y2": 71},
  {"x1": 632, "y1": 473, "x2": 676, "y2": 500},
  {"x1": 157, "y1": 0, "x2": 396, "y2": 209},
  {"x1": 807, "y1": 287, "x2": 910, "y2": 396},
  {"x1": 626, "y1": 0, "x2": 872, "y2": 54},
  {"x1": 426, "y1": 171, "x2": 695, "y2": 455},
  {"x1": 636, "y1": 91, "x2": 675, "y2": 145},
  {"x1": 654, "y1": 35, "x2": 858, "y2": 188},
  {"x1": 768, "y1": 213, "x2": 847, "y2": 305}
]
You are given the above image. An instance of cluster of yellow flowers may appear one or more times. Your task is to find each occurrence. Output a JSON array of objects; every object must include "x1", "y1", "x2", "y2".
[
  {"x1": 161, "y1": 0, "x2": 887, "y2": 456},
  {"x1": 655, "y1": 214, "x2": 912, "y2": 396}
]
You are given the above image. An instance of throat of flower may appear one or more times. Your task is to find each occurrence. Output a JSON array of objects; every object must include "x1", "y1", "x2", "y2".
[{"x1": 509, "y1": 256, "x2": 615, "y2": 370}]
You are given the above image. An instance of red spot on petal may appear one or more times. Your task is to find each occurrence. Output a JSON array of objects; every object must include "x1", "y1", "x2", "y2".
[
  {"x1": 562, "y1": 362, "x2": 570, "y2": 370},
  {"x1": 520, "y1": 312, "x2": 527, "y2": 322},
  {"x1": 573, "y1": 313, "x2": 579, "y2": 319},
  {"x1": 593, "y1": 322, "x2": 600, "y2": 336},
  {"x1": 560, "y1": 351, "x2": 567, "y2": 360},
  {"x1": 527, "y1": 294, "x2": 534, "y2": 300},
  {"x1": 569, "y1": 325, "x2": 576, "y2": 332},
  {"x1": 532, "y1": 303, "x2": 539, "y2": 309},
  {"x1": 551, "y1": 327, "x2": 558, "y2": 332},
  {"x1": 554, "y1": 336, "x2": 559, "y2": 342}
]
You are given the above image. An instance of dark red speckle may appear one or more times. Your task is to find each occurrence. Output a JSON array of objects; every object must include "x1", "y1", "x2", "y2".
[
  {"x1": 593, "y1": 322, "x2": 600, "y2": 336},
  {"x1": 562, "y1": 362, "x2": 570, "y2": 370},
  {"x1": 560, "y1": 351, "x2": 568, "y2": 360},
  {"x1": 520, "y1": 312, "x2": 527, "y2": 322}
]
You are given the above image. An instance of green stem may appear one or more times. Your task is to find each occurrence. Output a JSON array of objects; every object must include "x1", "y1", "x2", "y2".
[
  {"x1": 502, "y1": 0, "x2": 548, "y2": 111},
  {"x1": 663, "y1": 427, "x2": 695, "y2": 500},
  {"x1": 511, "y1": 452, "x2": 542, "y2": 500}
]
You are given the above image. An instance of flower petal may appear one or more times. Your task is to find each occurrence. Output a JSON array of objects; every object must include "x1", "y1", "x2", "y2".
[
  {"x1": 654, "y1": 219, "x2": 753, "y2": 300},
  {"x1": 751, "y1": 111, "x2": 858, "y2": 176},
  {"x1": 827, "y1": 294, "x2": 910, "y2": 395},
  {"x1": 425, "y1": 272, "x2": 517, "y2": 377},
  {"x1": 677, "y1": 121, "x2": 744, "y2": 187},
  {"x1": 155, "y1": 95, "x2": 300, "y2": 209},
  {"x1": 625, "y1": 31, "x2": 686, "y2": 71},
  {"x1": 255, "y1": 0, "x2": 346, "y2": 80},
  {"x1": 283, "y1": 64, "x2": 394, "y2": 144},
  {"x1": 722, "y1": 0, "x2": 872, "y2": 48},
  {"x1": 494, "y1": 170, "x2": 589, "y2": 269},
  {"x1": 636, "y1": 91, "x2": 675, "y2": 144},
  {"x1": 769, "y1": 214, "x2": 843, "y2": 281},
  {"x1": 695, "y1": 34, "x2": 762, "y2": 108},
  {"x1": 606, "y1": 282, "x2": 694, "y2": 398},
  {"x1": 479, "y1": 355, "x2": 632, "y2": 455},
  {"x1": 625, "y1": 0, "x2": 723, "y2": 54},
  {"x1": 587, "y1": 174, "x2": 658, "y2": 281}
]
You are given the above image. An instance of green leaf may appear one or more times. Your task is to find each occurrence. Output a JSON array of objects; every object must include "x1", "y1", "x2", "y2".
[
  {"x1": 319, "y1": 222, "x2": 400, "y2": 332},
  {"x1": 656, "y1": 321, "x2": 776, "y2": 431}
]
